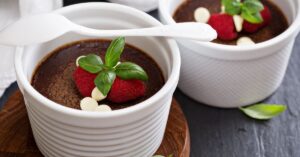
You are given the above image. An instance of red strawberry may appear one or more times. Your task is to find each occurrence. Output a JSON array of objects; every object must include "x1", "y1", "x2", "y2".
[
  {"x1": 108, "y1": 77, "x2": 146, "y2": 103},
  {"x1": 73, "y1": 67, "x2": 97, "y2": 97},
  {"x1": 208, "y1": 14, "x2": 238, "y2": 40},
  {"x1": 243, "y1": 6, "x2": 272, "y2": 33}
]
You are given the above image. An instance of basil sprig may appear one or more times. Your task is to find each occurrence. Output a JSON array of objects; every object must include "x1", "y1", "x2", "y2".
[
  {"x1": 78, "y1": 37, "x2": 148, "y2": 96},
  {"x1": 222, "y1": 0, "x2": 264, "y2": 23},
  {"x1": 239, "y1": 104, "x2": 287, "y2": 120}
]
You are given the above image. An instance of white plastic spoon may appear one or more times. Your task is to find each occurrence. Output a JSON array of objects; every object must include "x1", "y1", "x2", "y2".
[{"x1": 0, "y1": 13, "x2": 217, "y2": 46}]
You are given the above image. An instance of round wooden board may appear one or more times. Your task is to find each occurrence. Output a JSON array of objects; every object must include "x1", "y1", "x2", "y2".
[{"x1": 0, "y1": 90, "x2": 190, "y2": 157}]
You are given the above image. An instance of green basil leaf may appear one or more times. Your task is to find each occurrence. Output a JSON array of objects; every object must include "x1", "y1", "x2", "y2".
[
  {"x1": 241, "y1": 9, "x2": 263, "y2": 23},
  {"x1": 94, "y1": 71, "x2": 116, "y2": 96},
  {"x1": 115, "y1": 62, "x2": 148, "y2": 81},
  {"x1": 243, "y1": 0, "x2": 264, "y2": 13},
  {"x1": 226, "y1": 1, "x2": 242, "y2": 15},
  {"x1": 222, "y1": 0, "x2": 242, "y2": 15},
  {"x1": 239, "y1": 104, "x2": 287, "y2": 120},
  {"x1": 105, "y1": 37, "x2": 125, "y2": 68},
  {"x1": 78, "y1": 54, "x2": 103, "y2": 73}
]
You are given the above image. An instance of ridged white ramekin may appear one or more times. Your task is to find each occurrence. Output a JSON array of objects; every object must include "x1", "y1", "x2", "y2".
[
  {"x1": 159, "y1": 0, "x2": 300, "y2": 108},
  {"x1": 15, "y1": 3, "x2": 180, "y2": 157}
]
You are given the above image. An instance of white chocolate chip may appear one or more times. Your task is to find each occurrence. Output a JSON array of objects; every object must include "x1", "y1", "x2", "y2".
[
  {"x1": 91, "y1": 87, "x2": 106, "y2": 101},
  {"x1": 76, "y1": 56, "x2": 86, "y2": 67},
  {"x1": 80, "y1": 97, "x2": 98, "y2": 111},
  {"x1": 221, "y1": 5, "x2": 226, "y2": 14},
  {"x1": 233, "y1": 15, "x2": 244, "y2": 32},
  {"x1": 237, "y1": 37, "x2": 255, "y2": 46},
  {"x1": 95, "y1": 105, "x2": 112, "y2": 112},
  {"x1": 194, "y1": 7, "x2": 211, "y2": 23}
]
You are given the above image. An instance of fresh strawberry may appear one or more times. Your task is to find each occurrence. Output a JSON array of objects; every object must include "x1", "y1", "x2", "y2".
[
  {"x1": 107, "y1": 77, "x2": 146, "y2": 103},
  {"x1": 243, "y1": 6, "x2": 272, "y2": 33},
  {"x1": 73, "y1": 67, "x2": 97, "y2": 97},
  {"x1": 208, "y1": 14, "x2": 238, "y2": 40}
]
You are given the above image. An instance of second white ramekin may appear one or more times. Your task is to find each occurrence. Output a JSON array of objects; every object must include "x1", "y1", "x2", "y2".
[{"x1": 159, "y1": 0, "x2": 300, "y2": 108}]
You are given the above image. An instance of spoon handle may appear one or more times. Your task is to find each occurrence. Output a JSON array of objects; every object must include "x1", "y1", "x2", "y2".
[{"x1": 74, "y1": 22, "x2": 217, "y2": 42}]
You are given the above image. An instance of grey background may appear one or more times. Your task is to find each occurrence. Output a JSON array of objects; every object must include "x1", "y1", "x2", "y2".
[{"x1": 1, "y1": 0, "x2": 300, "y2": 157}]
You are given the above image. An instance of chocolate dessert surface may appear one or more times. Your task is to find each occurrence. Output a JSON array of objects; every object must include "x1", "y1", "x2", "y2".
[
  {"x1": 32, "y1": 39, "x2": 164, "y2": 110},
  {"x1": 173, "y1": 0, "x2": 288, "y2": 45}
]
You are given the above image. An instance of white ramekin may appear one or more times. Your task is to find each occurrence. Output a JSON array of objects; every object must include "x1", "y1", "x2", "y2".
[
  {"x1": 15, "y1": 3, "x2": 180, "y2": 157},
  {"x1": 159, "y1": 0, "x2": 300, "y2": 108}
]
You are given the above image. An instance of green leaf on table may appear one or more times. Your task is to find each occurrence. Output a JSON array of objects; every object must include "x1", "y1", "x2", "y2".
[
  {"x1": 115, "y1": 62, "x2": 148, "y2": 81},
  {"x1": 105, "y1": 37, "x2": 125, "y2": 67},
  {"x1": 94, "y1": 70, "x2": 116, "y2": 96},
  {"x1": 78, "y1": 54, "x2": 103, "y2": 73},
  {"x1": 239, "y1": 104, "x2": 287, "y2": 120}
]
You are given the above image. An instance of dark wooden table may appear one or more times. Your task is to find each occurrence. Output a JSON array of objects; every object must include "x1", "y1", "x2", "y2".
[{"x1": 1, "y1": 1, "x2": 300, "y2": 157}]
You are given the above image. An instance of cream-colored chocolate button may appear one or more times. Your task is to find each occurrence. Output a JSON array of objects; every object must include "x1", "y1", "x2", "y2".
[
  {"x1": 95, "y1": 105, "x2": 112, "y2": 112},
  {"x1": 233, "y1": 15, "x2": 244, "y2": 32},
  {"x1": 221, "y1": 5, "x2": 225, "y2": 13},
  {"x1": 91, "y1": 87, "x2": 106, "y2": 101},
  {"x1": 76, "y1": 56, "x2": 86, "y2": 67},
  {"x1": 194, "y1": 7, "x2": 210, "y2": 23},
  {"x1": 237, "y1": 37, "x2": 255, "y2": 46},
  {"x1": 80, "y1": 97, "x2": 98, "y2": 111}
]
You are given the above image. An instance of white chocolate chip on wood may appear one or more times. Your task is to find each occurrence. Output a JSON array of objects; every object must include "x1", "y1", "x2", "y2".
[
  {"x1": 194, "y1": 7, "x2": 211, "y2": 23},
  {"x1": 80, "y1": 97, "x2": 98, "y2": 111},
  {"x1": 91, "y1": 87, "x2": 106, "y2": 101},
  {"x1": 237, "y1": 37, "x2": 255, "y2": 46},
  {"x1": 233, "y1": 15, "x2": 244, "y2": 32},
  {"x1": 76, "y1": 56, "x2": 86, "y2": 67},
  {"x1": 95, "y1": 105, "x2": 112, "y2": 112}
]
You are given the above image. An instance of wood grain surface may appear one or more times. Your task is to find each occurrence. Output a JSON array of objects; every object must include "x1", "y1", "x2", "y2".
[{"x1": 0, "y1": 91, "x2": 190, "y2": 157}]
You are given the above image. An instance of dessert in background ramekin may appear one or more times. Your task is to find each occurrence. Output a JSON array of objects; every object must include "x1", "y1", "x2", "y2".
[{"x1": 173, "y1": 0, "x2": 288, "y2": 45}]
